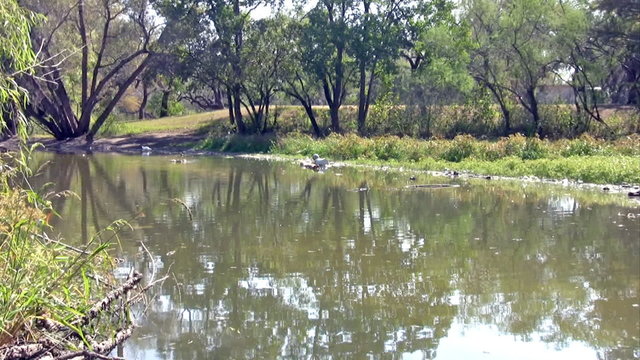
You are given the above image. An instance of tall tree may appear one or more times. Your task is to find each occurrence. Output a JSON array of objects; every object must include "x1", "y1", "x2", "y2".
[
  {"x1": 594, "y1": 0, "x2": 640, "y2": 106},
  {"x1": 17, "y1": 0, "x2": 164, "y2": 141},
  {"x1": 466, "y1": 0, "x2": 515, "y2": 134},
  {"x1": 465, "y1": 0, "x2": 587, "y2": 136},
  {"x1": 301, "y1": 0, "x2": 358, "y2": 133},
  {"x1": 240, "y1": 17, "x2": 287, "y2": 133},
  {"x1": 156, "y1": 0, "x2": 279, "y2": 134},
  {"x1": 280, "y1": 18, "x2": 325, "y2": 137},
  {"x1": 351, "y1": 0, "x2": 406, "y2": 134}
]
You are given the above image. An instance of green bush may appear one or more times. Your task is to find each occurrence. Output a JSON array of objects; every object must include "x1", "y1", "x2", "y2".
[
  {"x1": 560, "y1": 135, "x2": 604, "y2": 157},
  {"x1": 520, "y1": 137, "x2": 547, "y2": 160},
  {"x1": 441, "y1": 135, "x2": 476, "y2": 162}
]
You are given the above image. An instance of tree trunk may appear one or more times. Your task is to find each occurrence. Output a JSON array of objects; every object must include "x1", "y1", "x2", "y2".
[
  {"x1": 226, "y1": 87, "x2": 235, "y2": 125},
  {"x1": 304, "y1": 104, "x2": 322, "y2": 138},
  {"x1": 231, "y1": 0, "x2": 247, "y2": 134},
  {"x1": 484, "y1": 82, "x2": 511, "y2": 136},
  {"x1": 357, "y1": 0, "x2": 371, "y2": 135},
  {"x1": 138, "y1": 81, "x2": 149, "y2": 120},
  {"x1": 526, "y1": 87, "x2": 541, "y2": 136},
  {"x1": 159, "y1": 90, "x2": 170, "y2": 118},
  {"x1": 357, "y1": 62, "x2": 367, "y2": 134},
  {"x1": 233, "y1": 86, "x2": 246, "y2": 133},
  {"x1": 261, "y1": 96, "x2": 270, "y2": 134},
  {"x1": 214, "y1": 86, "x2": 224, "y2": 109},
  {"x1": 329, "y1": 105, "x2": 340, "y2": 133},
  {"x1": 499, "y1": 101, "x2": 511, "y2": 136}
]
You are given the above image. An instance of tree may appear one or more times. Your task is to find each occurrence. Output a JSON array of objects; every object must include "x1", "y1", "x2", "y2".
[
  {"x1": 594, "y1": 0, "x2": 640, "y2": 106},
  {"x1": 399, "y1": 0, "x2": 455, "y2": 72},
  {"x1": 400, "y1": 23, "x2": 473, "y2": 138},
  {"x1": 466, "y1": 0, "x2": 516, "y2": 135},
  {"x1": 16, "y1": 0, "x2": 164, "y2": 141},
  {"x1": 0, "y1": 0, "x2": 38, "y2": 139},
  {"x1": 155, "y1": 0, "x2": 280, "y2": 134},
  {"x1": 239, "y1": 17, "x2": 287, "y2": 133},
  {"x1": 300, "y1": 0, "x2": 358, "y2": 133},
  {"x1": 350, "y1": 0, "x2": 406, "y2": 134},
  {"x1": 553, "y1": 3, "x2": 609, "y2": 129},
  {"x1": 278, "y1": 18, "x2": 324, "y2": 137},
  {"x1": 465, "y1": 0, "x2": 587, "y2": 136}
]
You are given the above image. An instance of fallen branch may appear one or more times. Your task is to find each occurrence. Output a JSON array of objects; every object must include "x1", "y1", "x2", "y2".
[
  {"x1": 91, "y1": 326, "x2": 133, "y2": 355},
  {"x1": 0, "y1": 338, "x2": 54, "y2": 360},
  {"x1": 49, "y1": 349, "x2": 125, "y2": 360},
  {"x1": 77, "y1": 272, "x2": 143, "y2": 327},
  {"x1": 1, "y1": 272, "x2": 144, "y2": 360}
]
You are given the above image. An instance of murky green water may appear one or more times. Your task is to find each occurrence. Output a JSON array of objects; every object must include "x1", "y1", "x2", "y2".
[{"x1": 33, "y1": 153, "x2": 639, "y2": 360}]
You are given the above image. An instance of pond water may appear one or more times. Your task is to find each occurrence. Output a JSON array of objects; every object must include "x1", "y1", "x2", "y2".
[{"x1": 33, "y1": 153, "x2": 639, "y2": 360}]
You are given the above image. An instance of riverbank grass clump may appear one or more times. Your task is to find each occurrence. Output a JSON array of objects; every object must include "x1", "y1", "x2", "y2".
[{"x1": 272, "y1": 133, "x2": 640, "y2": 184}]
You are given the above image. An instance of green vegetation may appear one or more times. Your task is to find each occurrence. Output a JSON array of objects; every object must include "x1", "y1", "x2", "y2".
[
  {"x1": 1, "y1": 3, "x2": 146, "y2": 356},
  {"x1": 4, "y1": 0, "x2": 637, "y2": 141},
  {"x1": 99, "y1": 110, "x2": 226, "y2": 137},
  {"x1": 271, "y1": 133, "x2": 640, "y2": 184},
  {"x1": 96, "y1": 107, "x2": 639, "y2": 185}
]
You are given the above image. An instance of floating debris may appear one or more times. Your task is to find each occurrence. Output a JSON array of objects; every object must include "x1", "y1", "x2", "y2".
[{"x1": 405, "y1": 184, "x2": 461, "y2": 189}]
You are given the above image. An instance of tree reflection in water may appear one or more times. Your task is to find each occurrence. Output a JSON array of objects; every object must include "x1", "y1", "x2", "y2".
[{"x1": 31, "y1": 153, "x2": 640, "y2": 360}]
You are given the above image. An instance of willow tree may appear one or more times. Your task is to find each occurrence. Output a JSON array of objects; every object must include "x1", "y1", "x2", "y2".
[
  {"x1": 16, "y1": 0, "x2": 164, "y2": 141},
  {"x1": 0, "y1": 0, "x2": 37, "y2": 139}
]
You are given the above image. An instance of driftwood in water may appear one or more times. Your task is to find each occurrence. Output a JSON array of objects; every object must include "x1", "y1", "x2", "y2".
[{"x1": 405, "y1": 184, "x2": 461, "y2": 189}]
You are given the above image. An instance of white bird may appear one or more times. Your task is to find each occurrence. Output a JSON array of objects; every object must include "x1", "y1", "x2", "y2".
[
  {"x1": 312, "y1": 153, "x2": 329, "y2": 168},
  {"x1": 141, "y1": 145, "x2": 152, "y2": 152}
]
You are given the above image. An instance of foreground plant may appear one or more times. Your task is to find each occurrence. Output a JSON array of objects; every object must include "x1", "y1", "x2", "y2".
[{"x1": 0, "y1": 148, "x2": 155, "y2": 360}]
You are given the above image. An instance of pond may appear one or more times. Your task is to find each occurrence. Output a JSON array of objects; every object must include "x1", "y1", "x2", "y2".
[{"x1": 33, "y1": 153, "x2": 639, "y2": 360}]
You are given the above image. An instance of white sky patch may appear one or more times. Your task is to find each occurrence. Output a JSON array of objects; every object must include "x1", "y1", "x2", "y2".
[
  {"x1": 437, "y1": 321, "x2": 599, "y2": 360},
  {"x1": 251, "y1": 0, "x2": 318, "y2": 19}
]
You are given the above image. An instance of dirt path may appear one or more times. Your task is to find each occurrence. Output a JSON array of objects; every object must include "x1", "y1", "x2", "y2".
[{"x1": 2, "y1": 131, "x2": 207, "y2": 155}]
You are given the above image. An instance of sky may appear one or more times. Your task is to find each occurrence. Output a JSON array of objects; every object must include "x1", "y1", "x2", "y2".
[{"x1": 252, "y1": 0, "x2": 318, "y2": 19}]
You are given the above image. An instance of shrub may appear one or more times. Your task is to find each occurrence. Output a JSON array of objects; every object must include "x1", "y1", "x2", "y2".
[
  {"x1": 372, "y1": 136, "x2": 404, "y2": 161},
  {"x1": 520, "y1": 137, "x2": 547, "y2": 160},
  {"x1": 560, "y1": 134, "x2": 604, "y2": 157},
  {"x1": 441, "y1": 135, "x2": 476, "y2": 162}
]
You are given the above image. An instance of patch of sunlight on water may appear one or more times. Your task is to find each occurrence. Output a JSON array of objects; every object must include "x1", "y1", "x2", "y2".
[{"x1": 437, "y1": 321, "x2": 597, "y2": 360}]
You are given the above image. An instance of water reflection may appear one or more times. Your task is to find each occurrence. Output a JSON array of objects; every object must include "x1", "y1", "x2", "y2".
[{"x1": 32, "y1": 154, "x2": 640, "y2": 359}]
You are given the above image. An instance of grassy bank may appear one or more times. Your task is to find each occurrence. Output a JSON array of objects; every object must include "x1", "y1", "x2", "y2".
[
  {"x1": 94, "y1": 106, "x2": 640, "y2": 185},
  {"x1": 196, "y1": 133, "x2": 640, "y2": 185}
]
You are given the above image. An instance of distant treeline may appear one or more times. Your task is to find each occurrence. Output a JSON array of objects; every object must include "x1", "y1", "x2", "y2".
[{"x1": 3, "y1": 0, "x2": 639, "y2": 140}]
